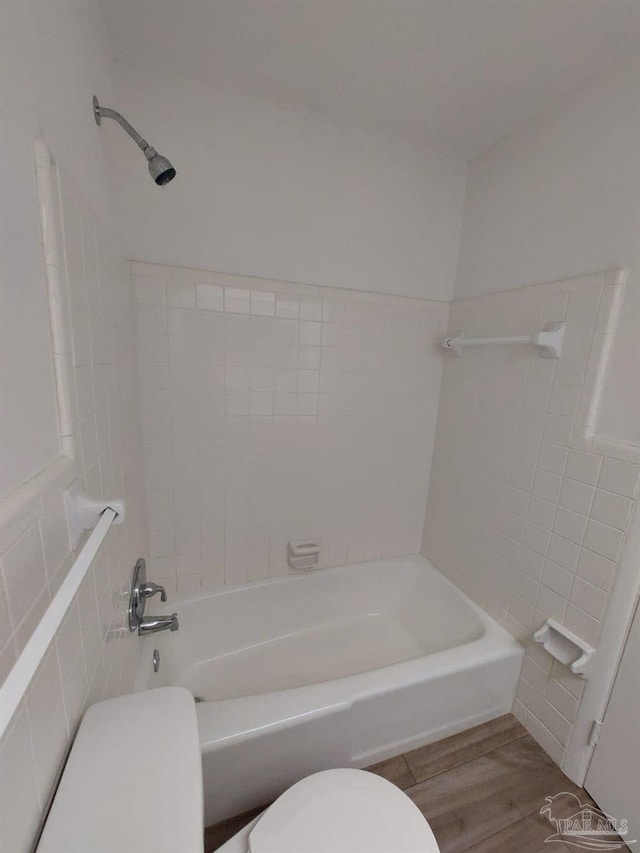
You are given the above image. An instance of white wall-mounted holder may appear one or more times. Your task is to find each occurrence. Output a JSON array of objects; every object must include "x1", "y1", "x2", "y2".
[
  {"x1": 65, "y1": 484, "x2": 125, "y2": 549},
  {"x1": 288, "y1": 539, "x2": 322, "y2": 570},
  {"x1": 442, "y1": 321, "x2": 565, "y2": 358},
  {"x1": 534, "y1": 618, "x2": 595, "y2": 678}
]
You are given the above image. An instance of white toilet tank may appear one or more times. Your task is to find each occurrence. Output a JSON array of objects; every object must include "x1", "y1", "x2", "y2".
[{"x1": 37, "y1": 687, "x2": 203, "y2": 853}]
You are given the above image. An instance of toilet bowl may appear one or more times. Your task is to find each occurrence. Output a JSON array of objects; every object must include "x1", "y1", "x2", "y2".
[{"x1": 218, "y1": 767, "x2": 440, "y2": 853}]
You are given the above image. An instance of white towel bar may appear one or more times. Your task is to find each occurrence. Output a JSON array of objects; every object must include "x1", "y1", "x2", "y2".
[
  {"x1": 442, "y1": 321, "x2": 565, "y2": 358},
  {"x1": 0, "y1": 504, "x2": 120, "y2": 739}
]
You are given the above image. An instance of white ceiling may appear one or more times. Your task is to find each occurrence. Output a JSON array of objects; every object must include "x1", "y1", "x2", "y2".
[{"x1": 102, "y1": 0, "x2": 640, "y2": 160}]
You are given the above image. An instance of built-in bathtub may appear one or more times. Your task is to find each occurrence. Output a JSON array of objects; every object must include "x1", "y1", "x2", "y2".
[{"x1": 135, "y1": 556, "x2": 523, "y2": 824}]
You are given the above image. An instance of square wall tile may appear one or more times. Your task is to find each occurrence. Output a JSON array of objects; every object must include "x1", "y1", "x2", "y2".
[
  {"x1": 136, "y1": 264, "x2": 447, "y2": 603},
  {"x1": 598, "y1": 458, "x2": 640, "y2": 498}
]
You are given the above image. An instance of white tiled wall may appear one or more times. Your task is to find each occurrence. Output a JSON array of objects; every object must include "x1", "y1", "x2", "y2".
[
  {"x1": 0, "y1": 167, "x2": 146, "y2": 849},
  {"x1": 422, "y1": 269, "x2": 639, "y2": 766},
  {"x1": 4, "y1": 227, "x2": 631, "y2": 853},
  {"x1": 134, "y1": 262, "x2": 448, "y2": 591}
]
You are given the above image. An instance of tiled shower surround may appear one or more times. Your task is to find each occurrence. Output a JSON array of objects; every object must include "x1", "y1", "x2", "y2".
[
  {"x1": 3, "y1": 240, "x2": 637, "y2": 853},
  {"x1": 0, "y1": 165, "x2": 146, "y2": 849},
  {"x1": 422, "y1": 269, "x2": 639, "y2": 767},
  {"x1": 134, "y1": 262, "x2": 640, "y2": 772},
  {"x1": 133, "y1": 262, "x2": 449, "y2": 590}
]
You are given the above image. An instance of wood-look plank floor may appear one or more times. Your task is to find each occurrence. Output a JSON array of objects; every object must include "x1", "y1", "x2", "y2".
[{"x1": 204, "y1": 714, "x2": 614, "y2": 852}]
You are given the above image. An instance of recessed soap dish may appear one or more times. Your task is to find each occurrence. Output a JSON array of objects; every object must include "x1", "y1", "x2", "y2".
[
  {"x1": 288, "y1": 539, "x2": 322, "y2": 570},
  {"x1": 534, "y1": 619, "x2": 595, "y2": 678}
]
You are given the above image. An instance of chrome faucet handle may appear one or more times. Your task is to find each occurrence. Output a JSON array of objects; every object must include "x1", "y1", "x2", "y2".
[{"x1": 139, "y1": 581, "x2": 167, "y2": 602}]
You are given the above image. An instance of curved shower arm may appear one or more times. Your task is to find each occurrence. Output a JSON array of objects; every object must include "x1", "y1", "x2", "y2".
[{"x1": 93, "y1": 97, "x2": 152, "y2": 156}]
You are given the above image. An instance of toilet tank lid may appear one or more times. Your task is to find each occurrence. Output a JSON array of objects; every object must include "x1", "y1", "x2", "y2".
[
  {"x1": 249, "y1": 768, "x2": 440, "y2": 853},
  {"x1": 37, "y1": 687, "x2": 203, "y2": 853}
]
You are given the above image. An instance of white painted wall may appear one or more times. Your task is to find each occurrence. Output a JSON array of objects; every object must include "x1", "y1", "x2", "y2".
[
  {"x1": 110, "y1": 66, "x2": 467, "y2": 301},
  {"x1": 0, "y1": 1, "x2": 123, "y2": 498},
  {"x1": 455, "y1": 57, "x2": 640, "y2": 447}
]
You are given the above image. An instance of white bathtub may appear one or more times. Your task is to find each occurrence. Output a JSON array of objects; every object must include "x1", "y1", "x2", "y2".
[{"x1": 136, "y1": 556, "x2": 523, "y2": 825}]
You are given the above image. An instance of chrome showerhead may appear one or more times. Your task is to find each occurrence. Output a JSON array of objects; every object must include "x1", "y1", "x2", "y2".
[
  {"x1": 144, "y1": 148, "x2": 177, "y2": 186},
  {"x1": 93, "y1": 95, "x2": 176, "y2": 186}
]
